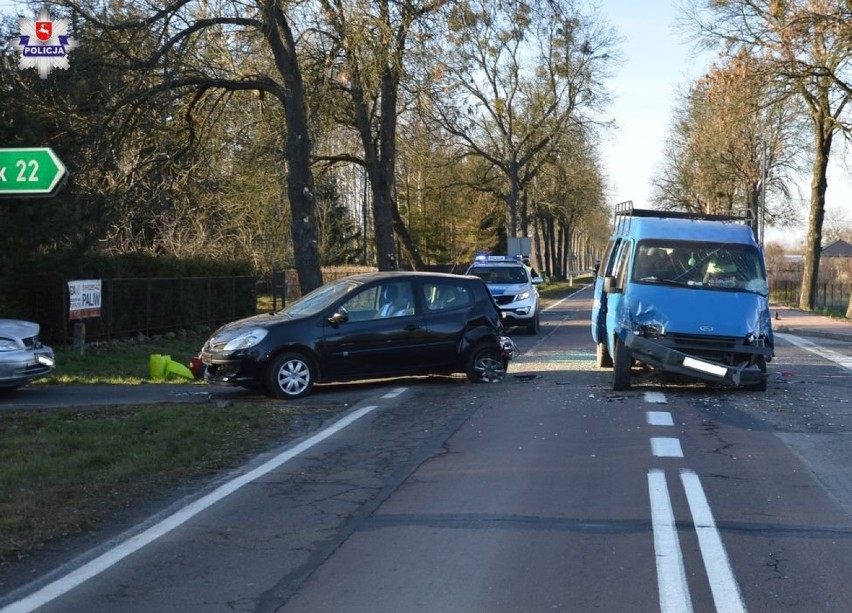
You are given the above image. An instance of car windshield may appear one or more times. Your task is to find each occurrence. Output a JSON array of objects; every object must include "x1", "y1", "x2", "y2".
[
  {"x1": 468, "y1": 266, "x2": 528, "y2": 284},
  {"x1": 282, "y1": 279, "x2": 361, "y2": 317},
  {"x1": 632, "y1": 240, "x2": 768, "y2": 295}
]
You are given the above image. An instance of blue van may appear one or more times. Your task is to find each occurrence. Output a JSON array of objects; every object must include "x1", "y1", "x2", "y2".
[{"x1": 591, "y1": 202, "x2": 773, "y2": 391}]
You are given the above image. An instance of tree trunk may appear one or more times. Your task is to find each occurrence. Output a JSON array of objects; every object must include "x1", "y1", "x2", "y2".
[
  {"x1": 799, "y1": 120, "x2": 832, "y2": 310},
  {"x1": 263, "y1": 1, "x2": 322, "y2": 293},
  {"x1": 507, "y1": 164, "x2": 521, "y2": 237}
]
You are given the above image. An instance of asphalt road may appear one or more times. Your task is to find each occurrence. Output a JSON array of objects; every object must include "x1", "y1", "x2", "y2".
[{"x1": 3, "y1": 287, "x2": 852, "y2": 612}]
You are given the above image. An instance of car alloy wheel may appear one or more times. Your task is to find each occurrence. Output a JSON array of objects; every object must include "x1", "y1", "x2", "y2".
[
  {"x1": 266, "y1": 352, "x2": 315, "y2": 399},
  {"x1": 466, "y1": 344, "x2": 507, "y2": 384}
]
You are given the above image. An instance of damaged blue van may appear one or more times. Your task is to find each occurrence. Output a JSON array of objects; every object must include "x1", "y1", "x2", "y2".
[{"x1": 591, "y1": 202, "x2": 773, "y2": 391}]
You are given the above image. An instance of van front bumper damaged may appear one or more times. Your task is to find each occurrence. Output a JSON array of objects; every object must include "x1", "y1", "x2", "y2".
[{"x1": 624, "y1": 333, "x2": 770, "y2": 387}]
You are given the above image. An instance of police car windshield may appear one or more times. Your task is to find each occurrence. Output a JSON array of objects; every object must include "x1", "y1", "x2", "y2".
[
  {"x1": 633, "y1": 240, "x2": 768, "y2": 295},
  {"x1": 468, "y1": 266, "x2": 529, "y2": 284}
]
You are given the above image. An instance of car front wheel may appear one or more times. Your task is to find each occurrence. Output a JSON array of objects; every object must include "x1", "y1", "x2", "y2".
[
  {"x1": 266, "y1": 352, "x2": 315, "y2": 399},
  {"x1": 466, "y1": 344, "x2": 507, "y2": 384},
  {"x1": 526, "y1": 310, "x2": 540, "y2": 334}
]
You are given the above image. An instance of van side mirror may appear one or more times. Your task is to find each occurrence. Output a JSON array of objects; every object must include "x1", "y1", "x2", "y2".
[{"x1": 603, "y1": 275, "x2": 620, "y2": 294}]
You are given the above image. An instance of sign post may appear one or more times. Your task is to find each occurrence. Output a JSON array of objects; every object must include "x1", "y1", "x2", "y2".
[{"x1": 0, "y1": 147, "x2": 67, "y2": 197}]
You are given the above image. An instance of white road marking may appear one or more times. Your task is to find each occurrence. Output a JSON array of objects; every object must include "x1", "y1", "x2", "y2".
[
  {"x1": 648, "y1": 470, "x2": 694, "y2": 613},
  {"x1": 776, "y1": 332, "x2": 852, "y2": 372},
  {"x1": 680, "y1": 470, "x2": 747, "y2": 613},
  {"x1": 1, "y1": 405, "x2": 381, "y2": 613},
  {"x1": 644, "y1": 391, "x2": 668, "y2": 404},
  {"x1": 651, "y1": 437, "x2": 684, "y2": 458},
  {"x1": 647, "y1": 411, "x2": 674, "y2": 426},
  {"x1": 382, "y1": 387, "x2": 408, "y2": 398}
]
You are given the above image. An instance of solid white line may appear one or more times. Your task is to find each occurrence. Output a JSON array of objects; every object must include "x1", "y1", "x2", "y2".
[
  {"x1": 680, "y1": 470, "x2": 747, "y2": 613},
  {"x1": 651, "y1": 437, "x2": 684, "y2": 458},
  {"x1": 648, "y1": 470, "x2": 694, "y2": 613},
  {"x1": 1, "y1": 405, "x2": 381, "y2": 613},
  {"x1": 647, "y1": 411, "x2": 675, "y2": 427},
  {"x1": 644, "y1": 391, "x2": 668, "y2": 405},
  {"x1": 775, "y1": 332, "x2": 852, "y2": 372},
  {"x1": 381, "y1": 387, "x2": 408, "y2": 398}
]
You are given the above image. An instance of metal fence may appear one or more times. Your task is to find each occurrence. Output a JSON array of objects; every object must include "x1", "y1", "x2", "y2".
[
  {"x1": 769, "y1": 278, "x2": 851, "y2": 312},
  {"x1": 33, "y1": 276, "x2": 256, "y2": 345}
]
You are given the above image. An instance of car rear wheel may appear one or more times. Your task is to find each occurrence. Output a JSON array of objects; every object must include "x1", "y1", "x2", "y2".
[
  {"x1": 266, "y1": 352, "x2": 315, "y2": 399},
  {"x1": 612, "y1": 336, "x2": 632, "y2": 391},
  {"x1": 466, "y1": 344, "x2": 507, "y2": 384},
  {"x1": 596, "y1": 342, "x2": 613, "y2": 368}
]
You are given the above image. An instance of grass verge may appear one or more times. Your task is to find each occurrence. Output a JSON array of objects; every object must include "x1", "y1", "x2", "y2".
[
  {"x1": 44, "y1": 331, "x2": 208, "y2": 385},
  {"x1": 0, "y1": 401, "x2": 342, "y2": 570}
]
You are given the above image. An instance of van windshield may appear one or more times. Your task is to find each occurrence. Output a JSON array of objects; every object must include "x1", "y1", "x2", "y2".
[{"x1": 632, "y1": 240, "x2": 768, "y2": 295}]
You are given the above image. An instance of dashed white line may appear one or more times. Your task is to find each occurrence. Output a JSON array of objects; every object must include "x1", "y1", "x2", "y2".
[
  {"x1": 651, "y1": 437, "x2": 684, "y2": 458},
  {"x1": 381, "y1": 387, "x2": 408, "y2": 398},
  {"x1": 644, "y1": 391, "x2": 669, "y2": 404},
  {"x1": 1, "y1": 405, "x2": 382, "y2": 613},
  {"x1": 681, "y1": 470, "x2": 747, "y2": 613},
  {"x1": 647, "y1": 411, "x2": 674, "y2": 426},
  {"x1": 648, "y1": 470, "x2": 694, "y2": 613}
]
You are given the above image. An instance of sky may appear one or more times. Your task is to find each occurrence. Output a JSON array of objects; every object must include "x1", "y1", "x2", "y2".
[{"x1": 2, "y1": 0, "x2": 848, "y2": 247}]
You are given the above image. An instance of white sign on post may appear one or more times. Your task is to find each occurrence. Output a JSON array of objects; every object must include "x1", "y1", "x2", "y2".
[{"x1": 68, "y1": 279, "x2": 102, "y2": 320}]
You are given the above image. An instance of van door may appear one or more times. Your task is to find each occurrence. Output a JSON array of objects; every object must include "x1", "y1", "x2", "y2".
[
  {"x1": 603, "y1": 240, "x2": 632, "y2": 356},
  {"x1": 591, "y1": 238, "x2": 621, "y2": 344}
]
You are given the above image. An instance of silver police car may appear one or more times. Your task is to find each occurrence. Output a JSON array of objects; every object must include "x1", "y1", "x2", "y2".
[{"x1": 465, "y1": 255, "x2": 542, "y2": 334}]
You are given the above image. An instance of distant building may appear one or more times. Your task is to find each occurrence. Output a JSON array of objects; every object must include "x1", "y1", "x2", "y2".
[{"x1": 822, "y1": 239, "x2": 852, "y2": 258}]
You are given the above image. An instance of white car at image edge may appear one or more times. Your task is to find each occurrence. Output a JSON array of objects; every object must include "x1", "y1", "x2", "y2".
[{"x1": 0, "y1": 319, "x2": 56, "y2": 390}]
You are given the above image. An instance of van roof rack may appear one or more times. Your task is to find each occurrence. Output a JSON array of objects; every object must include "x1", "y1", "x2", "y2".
[
  {"x1": 614, "y1": 200, "x2": 752, "y2": 222},
  {"x1": 613, "y1": 201, "x2": 753, "y2": 234}
]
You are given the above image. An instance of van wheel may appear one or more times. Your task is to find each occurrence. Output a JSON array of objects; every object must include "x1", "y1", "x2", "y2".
[
  {"x1": 749, "y1": 357, "x2": 768, "y2": 392},
  {"x1": 466, "y1": 344, "x2": 507, "y2": 383},
  {"x1": 596, "y1": 342, "x2": 613, "y2": 368},
  {"x1": 612, "y1": 337, "x2": 632, "y2": 391},
  {"x1": 266, "y1": 352, "x2": 315, "y2": 399}
]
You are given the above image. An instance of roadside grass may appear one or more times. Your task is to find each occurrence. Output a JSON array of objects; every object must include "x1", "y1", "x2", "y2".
[
  {"x1": 538, "y1": 277, "x2": 592, "y2": 299},
  {"x1": 44, "y1": 331, "x2": 209, "y2": 385},
  {"x1": 0, "y1": 401, "x2": 344, "y2": 570}
]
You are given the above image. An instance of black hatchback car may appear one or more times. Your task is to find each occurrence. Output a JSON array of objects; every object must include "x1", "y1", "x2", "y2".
[{"x1": 200, "y1": 272, "x2": 516, "y2": 399}]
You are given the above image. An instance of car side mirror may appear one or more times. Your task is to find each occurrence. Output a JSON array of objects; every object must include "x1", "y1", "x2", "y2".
[
  {"x1": 531, "y1": 276, "x2": 543, "y2": 285},
  {"x1": 328, "y1": 311, "x2": 349, "y2": 325},
  {"x1": 603, "y1": 275, "x2": 620, "y2": 294}
]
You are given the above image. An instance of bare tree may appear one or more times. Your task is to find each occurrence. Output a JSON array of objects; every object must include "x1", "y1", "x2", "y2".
[
  {"x1": 310, "y1": 0, "x2": 447, "y2": 271},
  {"x1": 428, "y1": 0, "x2": 618, "y2": 239},
  {"x1": 652, "y1": 50, "x2": 801, "y2": 238},
  {"x1": 686, "y1": 0, "x2": 852, "y2": 310},
  {"x1": 57, "y1": 0, "x2": 324, "y2": 293}
]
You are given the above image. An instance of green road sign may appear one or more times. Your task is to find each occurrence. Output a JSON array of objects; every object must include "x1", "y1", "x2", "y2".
[{"x1": 0, "y1": 148, "x2": 67, "y2": 196}]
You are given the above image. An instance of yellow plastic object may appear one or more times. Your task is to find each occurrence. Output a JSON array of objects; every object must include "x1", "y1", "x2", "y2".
[
  {"x1": 166, "y1": 359, "x2": 195, "y2": 380},
  {"x1": 149, "y1": 354, "x2": 170, "y2": 380}
]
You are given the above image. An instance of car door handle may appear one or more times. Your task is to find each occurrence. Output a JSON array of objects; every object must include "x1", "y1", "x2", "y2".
[{"x1": 403, "y1": 324, "x2": 421, "y2": 331}]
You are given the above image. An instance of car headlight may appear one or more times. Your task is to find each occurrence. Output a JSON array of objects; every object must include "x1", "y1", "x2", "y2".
[
  {"x1": 517, "y1": 290, "x2": 531, "y2": 301},
  {"x1": 0, "y1": 338, "x2": 20, "y2": 351},
  {"x1": 222, "y1": 328, "x2": 268, "y2": 351}
]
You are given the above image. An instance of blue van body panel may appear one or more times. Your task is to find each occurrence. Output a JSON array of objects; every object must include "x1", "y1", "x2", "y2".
[
  {"x1": 609, "y1": 284, "x2": 772, "y2": 339},
  {"x1": 591, "y1": 203, "x2": 773, "y2": 390}
]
